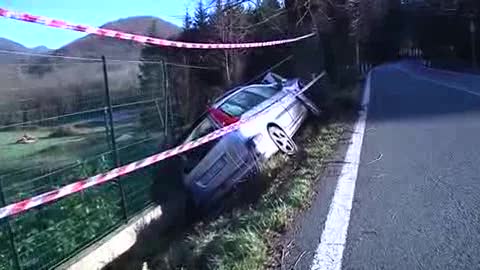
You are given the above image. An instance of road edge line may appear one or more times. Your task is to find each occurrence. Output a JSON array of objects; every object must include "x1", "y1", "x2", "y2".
[{"x1": 310, "y1": 73, "x2": 371, "y2": 270}]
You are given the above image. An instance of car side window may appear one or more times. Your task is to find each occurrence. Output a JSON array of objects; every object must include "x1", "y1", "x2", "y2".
[
  {"x1": 245, "y1": 86, "x2": 280, "y2": 99},
  {"x1": 219, "y1": 90, "x2": 268, "y2": 116}
]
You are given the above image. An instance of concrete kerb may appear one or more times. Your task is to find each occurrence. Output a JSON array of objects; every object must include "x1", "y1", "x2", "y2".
[{"x1": 59, "y1": 205, "x2": 162, "y2": 270}]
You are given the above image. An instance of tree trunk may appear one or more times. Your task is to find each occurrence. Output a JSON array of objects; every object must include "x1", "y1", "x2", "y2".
[{"x1": 225, "y1": 50, "x2": 231, "y2": 85}]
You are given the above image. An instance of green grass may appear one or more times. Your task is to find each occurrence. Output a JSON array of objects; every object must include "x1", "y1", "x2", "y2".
[
  {"x1": 0, "y1": 129, "x2": 99, "y2": 172},
  {"x1": 0, "y1": 132, "x2": 162, "y2": 270},
  {"x1": 147, "y1": 120, "x2": 345, "y2": 270},
  {"x1": 0, "y1": 110, "x2": 170, "y2": 269}
]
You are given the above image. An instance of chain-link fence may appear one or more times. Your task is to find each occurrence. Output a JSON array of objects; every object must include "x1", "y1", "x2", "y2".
[{"x1": 0, "y1": 53, "x2": 192, "y2": 270}]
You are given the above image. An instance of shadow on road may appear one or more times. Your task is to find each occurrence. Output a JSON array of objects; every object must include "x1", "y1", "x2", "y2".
[{"x1": 367, "y1": 62, "x2": 480, "y2": 123}]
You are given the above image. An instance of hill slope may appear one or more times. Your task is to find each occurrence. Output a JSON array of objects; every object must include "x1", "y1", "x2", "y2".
[
  {"x1": 0, "y1": 16, "x2": 181, "y2": 96},
  {"x1": 0, "y1": 37, "x2": 31, "y2": 52},
  {"x1": 0, "y1": 38, "x2": 36, "y2": 63},
  {"x1": 55, "y1": 16, "x2": 181, "y2": 60}
]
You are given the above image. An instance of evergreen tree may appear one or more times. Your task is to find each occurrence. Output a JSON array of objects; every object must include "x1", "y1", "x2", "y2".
[
  {"x1": 193, "y1": 1, "x2": 209, "y2": 31},
  {"x1": 183, "y1": 8, "x2": 192, "y2": 30}
]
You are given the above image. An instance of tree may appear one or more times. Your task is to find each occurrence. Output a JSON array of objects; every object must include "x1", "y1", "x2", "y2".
[
  {"x1": 208, "y1": 0, "x2": 251, "y2": 85},
  {"x1": 261, "y1": 0, "x2": 281, "y2": 10},
  {"x1": 347, "y1": 0, "x2": 390, "y2": 42},
  {"x1": 183, "y1": 9, "x2": 193, "y2": 30},
  {"x1": 194, "y1": 1, "x2": 209, "y2": 31}
]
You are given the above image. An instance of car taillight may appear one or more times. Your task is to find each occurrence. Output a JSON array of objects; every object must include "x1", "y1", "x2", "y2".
[{"x1": 208, "y1": 108, "x2": 239, "y2": 126}]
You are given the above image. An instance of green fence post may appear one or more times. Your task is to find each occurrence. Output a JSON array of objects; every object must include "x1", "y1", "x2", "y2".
[
  {"x1": 102, "y1": 56, "x2": 129, "y2": 222},
  {"x1": 0, "y1": 178, "x2": 21, "y2": 270},
  {"x1": 103, "y1": 107, "x2": 112, "y2": 150},
  {"x1": 162, "y1": 60, "x2": 170, "y2": 143}
]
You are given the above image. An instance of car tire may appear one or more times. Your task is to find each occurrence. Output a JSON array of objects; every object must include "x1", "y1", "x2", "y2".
[{"x1": 267, "y1": 125, "x2": 297, "y2": 155}]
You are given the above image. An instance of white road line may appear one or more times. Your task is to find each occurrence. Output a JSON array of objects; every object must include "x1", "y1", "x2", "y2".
[{"x1": 310, "y1": 72, "x2": 371, "y2": 270}]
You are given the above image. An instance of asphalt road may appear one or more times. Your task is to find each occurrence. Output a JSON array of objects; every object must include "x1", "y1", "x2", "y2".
[{"x1": 283, "y1": 62, "x2": 480, "y2": 270}]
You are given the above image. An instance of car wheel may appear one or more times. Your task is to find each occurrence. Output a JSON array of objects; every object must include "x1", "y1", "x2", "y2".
[{"x1": 267, "y1": 125, "x2": 297, "y2": 155}]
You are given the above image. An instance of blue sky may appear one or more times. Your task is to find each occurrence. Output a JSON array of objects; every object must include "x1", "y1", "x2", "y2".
[{"x1": 0, "y1": 0, "x2": 197, "y2": 49}]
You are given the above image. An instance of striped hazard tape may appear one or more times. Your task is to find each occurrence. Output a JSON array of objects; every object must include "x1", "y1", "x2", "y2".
[
  {"x1": 0, "y1": 71, "x2": 326, "y2": 220},
  {"x1": 0, "y1": 7, "x2": 315, "y2": 49},
  {"x1": 0, "y1": 121, "x2": 243, "y2": 220}
]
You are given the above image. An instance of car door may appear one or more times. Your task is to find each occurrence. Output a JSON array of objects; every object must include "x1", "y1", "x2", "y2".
[
  {"x1": 260, "y1": 74, "x2": 306, "y2": 136},
  {"x1": 240, "y1": 86, "x2": 294, "y2": 133},
  {"x1": 216, "y1": 86, "x2": 294, "y2": 160},
  {"x1": 280, "y1": 84, "x2": 309, "y2": 136}
]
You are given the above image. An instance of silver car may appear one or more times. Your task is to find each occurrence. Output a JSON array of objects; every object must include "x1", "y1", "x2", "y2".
[{"x1": 179, "y1": 73, "x2": 320, "y2": 208}]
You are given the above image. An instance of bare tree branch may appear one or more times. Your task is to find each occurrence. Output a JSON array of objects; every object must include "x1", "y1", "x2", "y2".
[{"x1": 233, "y1": 9, "x2": 286, "y2": 30}]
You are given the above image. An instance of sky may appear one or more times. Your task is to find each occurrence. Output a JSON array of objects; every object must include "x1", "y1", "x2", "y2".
[{"x1": 0, "y1": 0, "x2": 197, "y2": 49}]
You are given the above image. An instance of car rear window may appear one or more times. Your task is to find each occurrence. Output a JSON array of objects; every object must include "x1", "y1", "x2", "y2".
[
  {"x1": 219, "y1": 87, "x2": 276, "y2": 116},
  {"x1": 184, "y1": 116, "x2": 216, "y2": 143},
  {"x1": 181, "y1": 115, "x2": 220, "y2": 174}
]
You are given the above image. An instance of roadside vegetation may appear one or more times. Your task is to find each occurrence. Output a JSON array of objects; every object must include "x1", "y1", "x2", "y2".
[
  {"x1": 145, "y1": 119, "x2": 345, "y2": 270},
  {"x1": 99, "y1": 64, "x2": 360, "y2": 269},
  {"x1": 122, "y1": 75, "x2": 359, "y2": 270}
]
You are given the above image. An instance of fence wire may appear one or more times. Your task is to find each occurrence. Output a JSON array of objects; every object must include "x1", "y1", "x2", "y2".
[{"x1": 0, "y1": 54, "x2": 190, "y2": 270}]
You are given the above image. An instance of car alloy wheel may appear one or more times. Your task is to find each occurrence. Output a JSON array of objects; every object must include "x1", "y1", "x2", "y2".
[{"x1": 267, "y1": 125, "x2": 297, "y2": 155}]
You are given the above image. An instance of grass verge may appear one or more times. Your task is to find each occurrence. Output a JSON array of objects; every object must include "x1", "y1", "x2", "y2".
[{"x1": 146, "y1": 119, "x2": 346, "y2": 270}]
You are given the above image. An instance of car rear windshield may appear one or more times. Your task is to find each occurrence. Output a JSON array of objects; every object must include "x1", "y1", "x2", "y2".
[
  {"x1": 219, "y1": 86, "x2": 279, "y2": 116},
  {"x1": 184, "y1": 116, "x2": 217, "y2": 143},
  {"x1": 181, "y1": 115, "x2": 220, "y2": 174}
]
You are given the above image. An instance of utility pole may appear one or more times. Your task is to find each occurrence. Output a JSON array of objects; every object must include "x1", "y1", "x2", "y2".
[{"x1": 470, "y1": 17, "x2": 477, "y2": 69}]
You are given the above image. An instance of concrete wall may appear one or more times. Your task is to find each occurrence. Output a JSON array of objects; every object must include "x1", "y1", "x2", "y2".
[{"x1": 59, "y1": 205, "x2": 162, "y2": 270}]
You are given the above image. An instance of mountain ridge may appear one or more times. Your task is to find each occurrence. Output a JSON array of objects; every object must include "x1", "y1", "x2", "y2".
[
  {"x1": 55, "y1": 16, "x2": 181, "y2": 60},
  {"x1": 0, "y1": 15, "x2": 181, "y2": 61},
  {"x1": 0, "y1": 15, "x2": 182, "y2": 93}
]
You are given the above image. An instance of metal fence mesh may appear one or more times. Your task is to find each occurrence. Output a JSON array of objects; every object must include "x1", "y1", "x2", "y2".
[{"x1": 0, "y1": 56, "x2": 178, "y2": 269}]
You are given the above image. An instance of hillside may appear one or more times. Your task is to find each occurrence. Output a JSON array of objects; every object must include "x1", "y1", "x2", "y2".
[
  {"x1": 0, "y1": 16, "x2": 182, "y2": 101},
  {"x1": 0, "y1": 37, "x2": 32, "y2": 52},
  {"x1": 55, "y1": 16, "x2": 181, "y2": 60},
  {"x1": 0, "y1": 38, "x2": 45, "y2": 63},
  {"x1": 0, "y1": 16, "x2": 180, "y2": 62}
]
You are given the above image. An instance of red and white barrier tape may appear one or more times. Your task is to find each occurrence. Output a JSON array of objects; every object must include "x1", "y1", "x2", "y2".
[
  {"x1": 0, "y1": 7, "x2": 315, "y2": 49},
  {"x1": 0, "y1": 72, "x2": 326, "y2": 220},
  {"x1": 0, "y1": 122, "x2": 242, "y2": 220}
]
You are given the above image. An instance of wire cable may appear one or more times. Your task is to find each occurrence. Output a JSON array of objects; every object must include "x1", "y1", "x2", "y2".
[
  {"x1": 232, "y1": 9, "x2": 286, "y2": 30},
  {"x1": 0, "y1": 49, "x2": 218, "y2": 70},
  {"x1": 243, "y1": 55, "x2": 293, "y2": 85}
]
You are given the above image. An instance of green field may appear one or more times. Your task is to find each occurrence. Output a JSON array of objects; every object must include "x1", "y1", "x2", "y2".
[
  {"x1": 1, "y1": 130, "x2": 96, "y2": 170},
  {"x1": 0, "y1": 127, "x2": 110, "y2": 203},
  {"x1": 0, "y1": 106, "x2": 168, "y2": 270}
]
